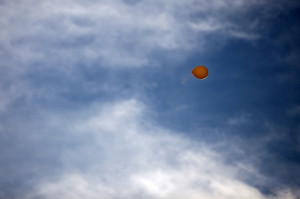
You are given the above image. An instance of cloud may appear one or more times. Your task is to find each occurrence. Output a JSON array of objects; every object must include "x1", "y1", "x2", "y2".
[
  {"x1": 15, "y1": 98, "x2": 298, "y2": 199},
  {"x1": 0, "y1": 0, "x2": 294, "y2": 71},
  {"x1": 1, "y1": 0, "x2": 298, "y2": 114},
  {"x1": 1, "y1": 0, "x2": 299, "y2": 117}
]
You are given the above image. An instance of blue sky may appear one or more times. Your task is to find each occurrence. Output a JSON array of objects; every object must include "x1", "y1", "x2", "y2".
[{"x1": 0, "y1": 0, "x2": 300, "y2": 198}]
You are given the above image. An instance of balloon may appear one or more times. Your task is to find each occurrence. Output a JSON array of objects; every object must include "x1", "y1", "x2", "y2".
[
  {"x1": 178, "y1": 65, "x2": 208, "y2": 92},
  {"x1": 192, "y1": 65, "x2": 208, "y2": 79}
]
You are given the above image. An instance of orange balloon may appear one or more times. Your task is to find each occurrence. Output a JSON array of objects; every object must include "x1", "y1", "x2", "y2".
[{"x1": 192, "y1": 65, "x2": 208, "y2": 79}]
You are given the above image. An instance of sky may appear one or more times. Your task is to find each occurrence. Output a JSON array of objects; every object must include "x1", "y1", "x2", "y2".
[{"x1": 0, "y1": 0, "x2": 300, "y2": 198}]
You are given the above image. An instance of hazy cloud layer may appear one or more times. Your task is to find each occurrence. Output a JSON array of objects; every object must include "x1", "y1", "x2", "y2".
[
  {"x1": 1, "y1": 0, "x2": 296, "y2": 70},
  {"x1": 0, "y1": 0, "x2": 298, "y2": 113},
  {"x1": 14, "y1": 99, "x2": 297, "y2": 199}
]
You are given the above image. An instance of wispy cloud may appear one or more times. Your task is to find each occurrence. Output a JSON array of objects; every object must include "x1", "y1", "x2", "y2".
[
  {"x1": 9, "y1": 98, "x2": 296, "y2": 199},
  {"x1": 0, "y1": 0, "x2": 291, "y2": 70},
  {"x1": 1, "y1": 0, "x2": 298, "y2": 113}
]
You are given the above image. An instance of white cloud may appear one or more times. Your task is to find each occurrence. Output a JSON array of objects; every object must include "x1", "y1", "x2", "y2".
[
  {"x1": 21, "y1": 98, "x2": 299, "y2": 199},
  {"x1": 0, "y1": 0, "x2": 289, "y2": 70},
  {"x1": 1, "y1": 0, "x2": 298, "y2": 113}
]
